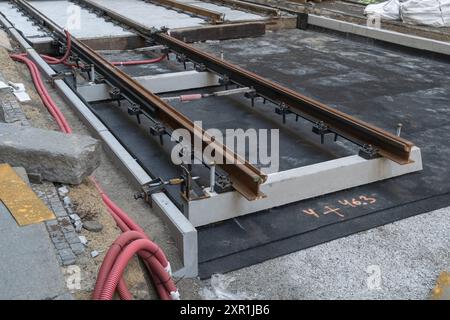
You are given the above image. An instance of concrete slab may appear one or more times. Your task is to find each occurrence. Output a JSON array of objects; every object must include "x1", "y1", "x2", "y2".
[
  {"x1": 0, "y1": 2, "x2": 47, "y2": 38},
  {"x1": 90, "y1": 0, "x2": 206, "y2": 29},
  {"x1": 77, "y1": 71, "x2": 220, "y2": 102},
  {"x1": 29, "y1": 0, "x2": 134, "y2": 38},
  {"x1": 0, "y1": 201, "x2": 67, "y2": 299},
  {"x1": 177, "y1": 0, "x2": 264, "y2": 21}
]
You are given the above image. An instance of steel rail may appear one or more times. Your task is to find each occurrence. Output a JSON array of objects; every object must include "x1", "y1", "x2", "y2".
[
  {"x1": 13, "y1": 0, "x2": 267, "y2": 200},
  {"x1": 63, "y1": 0, "x2": 415, "y2": 164},
  {"x1": 202, "y1": 0, "x2": 281, "y2": 16},
  {"x1": 153, "y1": 33, "x2": 415, "y2": 164},
  {"x1": 142, "y1": 0, "x2": 225, "y2": 24}
]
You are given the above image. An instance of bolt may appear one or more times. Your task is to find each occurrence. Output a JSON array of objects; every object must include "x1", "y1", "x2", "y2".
[
  {"x1": 396, "y1": 123, "x2": 403, "y2": 137},
  {"x1": 209, "y1": 162, "x2": 216, "y2": 193}
]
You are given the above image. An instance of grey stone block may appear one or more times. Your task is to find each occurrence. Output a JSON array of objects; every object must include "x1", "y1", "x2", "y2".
[
  {"x1": 59, "y1": 248, "x2": 76, "y2": 266},
  {"x1": 53, "y1": 207, "x2": 68, "y2": 218},
  {"x1": 45, "y1": 219, "x2": 59, "y2": 228},
  {"x1": 28, "y1": 172, "x2": 42, "y2": 184},
  {"x1": 58, "y1": 186, "x2": 69, "y2": 197},
  {"x1": 0, "y1": 95, "x2": 29, "y2": 125},
  {"x1": 69, "y1": 214, "x2": 81, "y2": 222},
  {"x1": 0, "y1": 123, "x2": 101, "y2": 184},
  {"x1": 78, "y1": 235, "x2": 88, "y2": 246},
  {"x1": 83, "y1": 220, "x2": 103, "y2": 233},
  {"x1": 74, "y1": 220, "x2": 83, "y2": 233},
  {"x1": 54, "y1": 241, "x2": 70, "y2": 250},
  {"x1": 51, "y1": 235, "x2": 66, "y2": 245},
  {"x1": 65, "y1": 233, "x2": 81, "y2": 245},
  {"x1": 62, "y1": 224, "x2": 75, "y2": 234},
  {"x1": 60, "y1": 255, "x2": 76, "y2": 266},
  {"x1": 52, "y1": 203, "x2": 68, "y2": 218},
  {"x1": 49, "y1": 229, "x2": 64, "y2": 240},
  {"x1": 70, "y1": 242, "x2": 85, "y2": 255},
  {"x1": 58, "y1": 216, "x2": 71, "y2": 226},
  {"x1": 63, "y1": 196, "x2": 72, "y2": 208}
]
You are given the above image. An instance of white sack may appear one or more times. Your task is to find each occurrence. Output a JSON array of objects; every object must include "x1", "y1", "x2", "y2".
[
  {"x1": 364, "y1": 0, "x2": 402, "y2": 21},
  {"x1": 401, "y1": 0, "x2": 450, "y2": 27}
]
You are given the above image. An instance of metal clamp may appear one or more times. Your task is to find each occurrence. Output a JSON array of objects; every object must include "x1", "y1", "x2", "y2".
[
  {"x1": 177, "y1": 53, "x2": 187, "y2": 69},
  {"x1": 275, "y1": 102, "x2": 292, "y2": 124},
  {"x1": 312, "y1": 121, "x2": 335, "y2": 144},
  {"x1": 135, "y1": 177, "x2": 185, "y2": 206},
  {"x1": 244, "y1": 89, "x2": 258, "y2": 107},
  {"x1": 127, "y1": 104, "x2": 143, "y2": 124},
  {"x1": 359, "y1": 144, "x2": 379, "y2": 160},
  {"x1": 195, "y1": 63, "x2": 207, "y2": 72},
  {"x1": 150, "y1": 122, "x2": 166, "y2": 145}
]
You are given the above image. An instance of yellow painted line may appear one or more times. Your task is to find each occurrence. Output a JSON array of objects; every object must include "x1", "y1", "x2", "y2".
[
  {"x1": 430, "y1": 272, "x2": 450, "y2": 300},
  {"x1": 0, "y1": 164, "x2": 55, "y2": 226}
]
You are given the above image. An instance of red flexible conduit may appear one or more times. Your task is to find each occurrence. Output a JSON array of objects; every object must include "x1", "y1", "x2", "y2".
[
  {"x1": 111, "y1": 54, "x2": 166, "y2": 66},
  {"x1": 10, "y1": 30, "x2": 178, "y2": 300}
]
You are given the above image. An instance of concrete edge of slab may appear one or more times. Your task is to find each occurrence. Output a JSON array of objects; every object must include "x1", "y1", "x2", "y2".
[
  {"x1": 77, "y1": 70, "x2": 221, "y2": 103},
  {"x1": 169, "y1": 22, "x2": 266, "y2": 42},
  {"x1": 307, "y1": 14, "x2": 450, "y2": 56},
  {"x1": 188, "y1": 147, "x2": 423, "y2": 227},
  {"x1": 152, "y1": 193, "x2": 198, "y2": 278},
  {"x1": 30, "y1": 34, "x2": 146, "y2": 54}
]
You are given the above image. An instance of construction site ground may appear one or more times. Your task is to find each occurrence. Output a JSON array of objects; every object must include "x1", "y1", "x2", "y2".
[{"x1": 0, "y1": 0, "x2": 449, "y2": 300}]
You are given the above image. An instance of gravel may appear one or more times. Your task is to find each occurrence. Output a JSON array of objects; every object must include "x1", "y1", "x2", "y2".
[{"x1": 201, "y1": 207, "x2": 450, "y2": 300}]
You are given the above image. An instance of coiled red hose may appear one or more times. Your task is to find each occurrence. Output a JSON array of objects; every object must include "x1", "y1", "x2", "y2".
[
  {"x1": 10, "y1": 31, "x2": 177, "y2": 300},
  {"x1": 38, "y1": 29, "x2": 166, "y2": 67},
  {"x1": 99, "y1": 239, "x2": 177, "y2": 300}
]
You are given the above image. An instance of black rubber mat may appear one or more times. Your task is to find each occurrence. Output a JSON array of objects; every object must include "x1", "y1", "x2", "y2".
[{"x1": 95, "y1": 28, "x2": 450, "y2": 279}]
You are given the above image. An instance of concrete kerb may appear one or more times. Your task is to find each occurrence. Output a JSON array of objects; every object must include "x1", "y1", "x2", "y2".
[{"x1": 307, "y1": 14, "x2": 450, "y2": 56}]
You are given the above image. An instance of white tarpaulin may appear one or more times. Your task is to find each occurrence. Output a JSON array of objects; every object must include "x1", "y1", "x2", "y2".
[
  {"x1": 364, "y1": 0, "x2": 402, "y2": 21},
  {"x1": 401, "y1": 0, "x2": 450, "y2": 27},
  {"x1": 364, "y1": 0, "x2": 450, "y2": 27}
]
